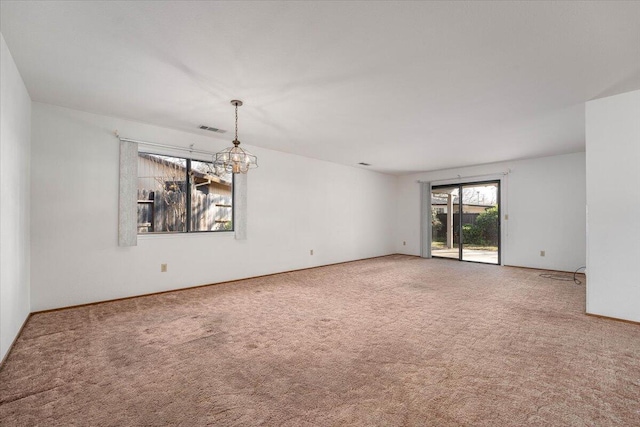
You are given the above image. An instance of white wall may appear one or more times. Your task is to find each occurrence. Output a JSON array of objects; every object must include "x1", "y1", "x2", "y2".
[
  {"x1": 585, "y1": 90, "x2": 640, "y2": 322},
  {"x1": 0, "y1": 34, "x2": 31, "y2": 361},
  {"x1": 396, "y1": 152, "x2": 586, "y2": 272},
  {"x1": 30, "y1": 103, "x2": 397, "y2": 311}
]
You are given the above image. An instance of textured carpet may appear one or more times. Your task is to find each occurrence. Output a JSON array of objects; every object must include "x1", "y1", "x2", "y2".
[{"x1": 1, "y1": 255, "x2": 639, "y2": 426}]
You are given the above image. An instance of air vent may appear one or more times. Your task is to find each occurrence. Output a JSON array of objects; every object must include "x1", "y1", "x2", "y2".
[
  {"x1": 358, "y1": 162, "x2": 371, "y2": 166},
  {"x1": 199, "y1": 125, "x2": 226, "y2": 133}
]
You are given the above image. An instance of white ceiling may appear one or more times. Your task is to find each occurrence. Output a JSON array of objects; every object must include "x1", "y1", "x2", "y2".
[{"x1": 1, "y1": 1, "x2": 639, "y2": 174}]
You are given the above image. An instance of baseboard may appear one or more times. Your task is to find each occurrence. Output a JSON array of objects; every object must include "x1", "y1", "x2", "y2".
[
  {"x1": 503, "y1": 264, "x2": 587, "y2": 275},
  {"x1": 0, "y1": 313, "x2": 32, "y2": 372},
  {"x1": 585, "y1": 313, "x2": 640, "y2": 326},
  {"x1": 32, "y1": 253, "x2": 404, "y2": 315},
  {"x1": 30, "y1": 257, "x2": 587, "y2": 317}
]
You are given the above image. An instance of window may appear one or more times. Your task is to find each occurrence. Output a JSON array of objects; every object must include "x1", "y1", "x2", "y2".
[{"x1": 137, "y1": 152, "x2": 233, "y2": 233}]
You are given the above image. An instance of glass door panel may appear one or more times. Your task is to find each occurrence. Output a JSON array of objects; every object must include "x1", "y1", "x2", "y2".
[
  {"x1": 431, "y1": 186, "x2": 459, "y2": 259},
  {"x1": 460, "y1": 183, "x2": 499, "y2": 264}
]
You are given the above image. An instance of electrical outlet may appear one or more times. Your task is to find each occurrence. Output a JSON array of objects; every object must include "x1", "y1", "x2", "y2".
[
  {"x1": 161, "y1": 263, "x2": 167, "y2": 272},
  {"x1": 540, "y1": 251, "x2": 545, "y2": 257},
  {"x1": 403, "y1": 241, "x2": 406, "y2": 246},
  {"x1": 310, "y1": 249, "x2": 314, "y2": 255}
]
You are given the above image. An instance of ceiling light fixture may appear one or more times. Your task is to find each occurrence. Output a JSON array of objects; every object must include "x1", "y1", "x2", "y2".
[{"x1": 212, "y1": 100, "x2": 258, "y2": 174}]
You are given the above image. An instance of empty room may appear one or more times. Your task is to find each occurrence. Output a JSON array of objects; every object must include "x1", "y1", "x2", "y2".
[{"x1": 1, "y1": 1, "x2": 639, "y2": 426}]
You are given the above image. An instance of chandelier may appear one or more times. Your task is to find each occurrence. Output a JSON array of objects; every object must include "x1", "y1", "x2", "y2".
[{"x1": 213, "y1": 100, "x2": 258, "y2": 174}]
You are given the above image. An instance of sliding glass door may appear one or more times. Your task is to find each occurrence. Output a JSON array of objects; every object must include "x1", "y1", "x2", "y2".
[
  {"x1": 431, "y1": 186, "x2": 459, "y2": 259},
  {"x1": 431, "y1": 181, "x2": 500, "y2": 265}
]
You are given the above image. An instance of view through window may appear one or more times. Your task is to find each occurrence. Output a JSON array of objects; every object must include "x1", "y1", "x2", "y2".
[{"x1": 137, "y1": 153, "x2": 233, "y2": 233}]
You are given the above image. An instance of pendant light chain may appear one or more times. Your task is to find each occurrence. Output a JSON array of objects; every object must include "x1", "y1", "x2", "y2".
[{"x1": 234, "y1": 103, "x2": 239, "y2": 144}]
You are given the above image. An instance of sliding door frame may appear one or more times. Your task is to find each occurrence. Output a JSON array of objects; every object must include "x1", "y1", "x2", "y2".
[{"x1": 430, "y1": 179, "x2": 501, "y2": 265}]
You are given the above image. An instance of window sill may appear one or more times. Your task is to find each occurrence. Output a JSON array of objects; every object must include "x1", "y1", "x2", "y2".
[{"x1": 137, "y1": 231, "x2": 235, "y2": 240}]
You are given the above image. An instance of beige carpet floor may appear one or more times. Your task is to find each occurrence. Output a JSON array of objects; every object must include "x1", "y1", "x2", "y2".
[{"x1": 1, "y1": 255, "x2": 639, "y2": 426}]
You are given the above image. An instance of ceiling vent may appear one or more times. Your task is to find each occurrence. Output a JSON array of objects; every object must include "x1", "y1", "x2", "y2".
[
  {"x1": 358, "y1": 162, "x2": 371, "y2": 166},
  {"x1": 199, "y1": 125, "x2": 226, "y2": 133}
]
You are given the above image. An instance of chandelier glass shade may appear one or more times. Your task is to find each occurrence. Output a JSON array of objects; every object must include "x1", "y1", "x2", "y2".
[
  {"x1": 213, "y1": 100, "x2": 258, "y2": 175},
  {"x1": 213, "y1": 140, "x2": 258, "y2": 174}
]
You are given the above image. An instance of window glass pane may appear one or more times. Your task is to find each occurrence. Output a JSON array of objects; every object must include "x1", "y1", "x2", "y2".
[
  {"x1": 461, "y1": 183, "x2": 499, "y2": 264},
  {"x1": 137, "y1": 153, "x2": 187, "y2": 233},
  {"x1": 431, "y1": 186, "x2": 459, "y2": 259},
  {"x1": 190, "y1": 160, "x2": 233, "y2": 231}
]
